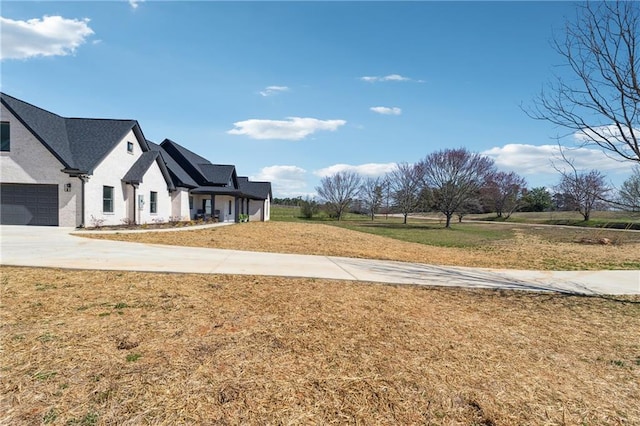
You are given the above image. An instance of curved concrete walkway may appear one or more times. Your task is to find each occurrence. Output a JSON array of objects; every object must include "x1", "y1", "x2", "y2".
[{"x1": 1, "y1": 225, "x2": 638, "y2": 295}]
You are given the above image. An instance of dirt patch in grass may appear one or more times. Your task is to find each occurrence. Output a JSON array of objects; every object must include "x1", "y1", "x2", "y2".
[
  {"x1": 84, "y1": 221, "x2": 640, "y2": 270},
  {"x1": 1, "y1": 267, "x2": 639, "y2": 424}
]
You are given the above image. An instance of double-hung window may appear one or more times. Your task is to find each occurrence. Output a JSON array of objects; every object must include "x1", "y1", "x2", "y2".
[
  {"x1": 1, "y1": 122, "x2": 9, "y2": 152},
  {"x1": 103, "y1": 186, "x2": 114, "y2": 213},
  {"x1": 150, "y1": 191, "x2": 157, "y2": 214}
]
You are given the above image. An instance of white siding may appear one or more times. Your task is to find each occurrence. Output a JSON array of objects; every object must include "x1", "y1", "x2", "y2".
[
  {"x1": 247, "y1": 198, "x2": 270, "y2": 221},
  {"x1": 264, "y1": 197, "x2": 270, "y2": 221},
  {"x1": 171, "y1": 188, "x2": 190, "y2": 221},
  {"x1": 84, "y1": 130, "x2": 171, "y2": 226},
  {"x1": 247, "y1": 199, "x2": 263, "y2": 222},
  {"x1": 0, "y1": 104, "x2": 80, "y2": 227},
  {"x1": 138, "y1": 162, "x2": 171, "y2": 224},
  {"x1": 217, "y1": 195, "x2": 236, "y2": 222}
]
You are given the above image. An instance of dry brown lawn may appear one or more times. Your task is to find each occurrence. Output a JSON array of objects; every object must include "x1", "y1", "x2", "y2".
[
  {"x1": 1, "y1": 267, "x2": 639, "y2": 425},
  {"x1": 84, "y1": 221, "x2": 640, "y2": 270}
]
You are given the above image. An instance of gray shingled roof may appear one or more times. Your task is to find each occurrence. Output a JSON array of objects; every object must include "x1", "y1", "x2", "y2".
[
  {"x1": 238, "y1": 176, "x2": 272, "y2": 200},
  {"x1": 160, "y1": 139, "x2": 240, "y2": 187},
  {"x1": 122, "y1": 151, "x2": 174, "y2": 191},
  {"x1": 190, "y1": 186, "x2": 241, "y2": 196},
  {"x1": 160, "y1": 138, "x2": 211, "y2": 184},
  {"x1": 1, "y1": 92, "x2": 141, "y2": 173},
  {"x1": 199, "y1": 163, "x2": 236, "y2": 185},
  {"x1": 147, "y1": 140, "x2": 198, "y2": 188}
]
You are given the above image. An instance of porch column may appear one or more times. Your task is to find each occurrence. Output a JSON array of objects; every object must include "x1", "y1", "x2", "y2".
[{"x1": 211, "y1": 194, "x2": 216, "y2": 220}]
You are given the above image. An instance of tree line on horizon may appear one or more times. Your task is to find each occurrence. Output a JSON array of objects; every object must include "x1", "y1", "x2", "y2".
[{"x1": 273, "y1": 148, "x2": 639, "y2": 228}]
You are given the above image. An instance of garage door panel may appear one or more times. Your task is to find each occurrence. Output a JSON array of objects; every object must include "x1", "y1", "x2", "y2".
[{"x1": 1, "y1": 184, "x2": 59, "y2": 226}]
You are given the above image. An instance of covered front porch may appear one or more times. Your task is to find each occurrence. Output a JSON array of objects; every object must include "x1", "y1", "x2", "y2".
[
  {"x1": 189, "y1": 188, "x2": 261, "y2": 223},
  {"x1": 190, "y1": 187, "x2": 241, "y2": 223}
]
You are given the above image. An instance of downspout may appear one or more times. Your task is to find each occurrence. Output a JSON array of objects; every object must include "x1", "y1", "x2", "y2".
[
  {"x1": 133, "y1": 185, "x2": 137, "y2": 225},
  {"x1": 79, "y1": 176, "x2": 87, "y2": 228}
]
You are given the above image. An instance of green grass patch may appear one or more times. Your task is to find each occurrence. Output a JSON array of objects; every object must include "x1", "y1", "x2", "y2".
[
  {"x1": 33, "y1": 371, "x2": 57, "y2": 381},
  {"x1": 472, "y1": 211, "x2": 640, "y2": 229},
  {"x1": 334, "y1": 220, "x2": 513, "y2": 248},
  {"x1": 126, "y1": 353, "x2": 142, "y2": 362}
]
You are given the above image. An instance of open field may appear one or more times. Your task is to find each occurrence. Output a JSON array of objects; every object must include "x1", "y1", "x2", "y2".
[
  {"x1": 467, "y1": 210, "x2": 640, "y2": 230},
  {"x1": 274, "y1": 205, "x2": 640, "y2": 228},
  {"x1": 1, "y1": 266, "x2": 639, "y2": 425},
  {"x1": 85, "y1": 220, "x2": 640, "y2": 270}
]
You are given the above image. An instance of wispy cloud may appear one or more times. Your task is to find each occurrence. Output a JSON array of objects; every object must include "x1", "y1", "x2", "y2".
[
  {"x1": 482, "y1": 143, "x2": 635, "y2": 176},
  {"x1": 252, "y1": 165, "x2": 309, "y2": 197},
  {"x1": 129, "y1": 0, "x2": 144, "y2": 10},
  {"x1": 314, "y1": 162, "x2": 397, "y2": 178},
  {"x1": 0, "y1": 15, "x2": 94, "y2": 60},
  {"x1": 360, "y1": 74, "x2": 422, "y2": 83},
  {"x1": 259, "y1": 85, "x2": 289, "y2": 97},
  {"x1": 573, "y1": 125, "x2": 639, "y2": 158},
  {"x1": 227, "y1": 117, "x2": 346, "y2": 141},
  {"x1": 370, "y1": 106, "x2": 402, "y2": 115}
]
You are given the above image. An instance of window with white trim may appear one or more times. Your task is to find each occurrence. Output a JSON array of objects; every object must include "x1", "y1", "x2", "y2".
[
  {"x1": 103, "y1": 186, "x2": 114, "y2": 213},
  {"x1": 127, "y1": 141, "x2": 134, "y2": 153},
  {"x1": 150, "y1": 191, "x2": 157, "y2": 213}
]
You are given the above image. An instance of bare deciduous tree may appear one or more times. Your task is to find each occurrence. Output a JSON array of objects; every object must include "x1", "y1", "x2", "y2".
[
  {"x1": 359, "y1": 177, "x2": 384, "y2": 220},
  {"x1": 618, "y1": 165, "x2": 640, "y2": 211},
  {"x1": 529, "y1": 1, "x2": 640, "y2": 163},
  {"x1": 483, "y1": 171, "x2": 527, "y2": 219},
  {"x1": 315, "y1": 171, "x2": 362, "y2": 221},
  {"x1": 388, "y1": 162, "x2": 423, "y2": 224},
  {"x1": 421, "y1": 148, "x2": 495, "y2": 228},
  {"x1": 555, "y1": 167, "x2": 611, "y2": 221}
]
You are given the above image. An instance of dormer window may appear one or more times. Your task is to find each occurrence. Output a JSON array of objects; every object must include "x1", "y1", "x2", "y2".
[{"x1": 127, "y1": 141, "x2": 134, "y2": 154}]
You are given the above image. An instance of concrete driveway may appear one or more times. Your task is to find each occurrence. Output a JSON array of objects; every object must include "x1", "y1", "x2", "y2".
[{"x1": 1, "y1": 225, "x2": 638, "y2": 295}]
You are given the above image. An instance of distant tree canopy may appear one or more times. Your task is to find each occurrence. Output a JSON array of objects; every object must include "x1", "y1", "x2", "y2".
[
  {"x1": 315, "y1": 171, "x2": 362, "y2": 221},
  {"x1": 421, "y1": 148, "x2": 496, "y2": 228},
  {"x1": 618, "y1": 166, "x2": 640, "y2": 212},
  {"x1": 273, "y1": 197, "x2": 303, "y2": 206},
  {"x1": 302, "y1": 150, "x2": 618, "y2": 223},
  {"x1": 521, "y1": 187, "x2": 552, "y2": 212}
]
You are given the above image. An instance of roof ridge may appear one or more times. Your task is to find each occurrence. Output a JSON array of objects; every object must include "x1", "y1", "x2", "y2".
[
  {"x1": 1, "y1": 92, "x2": 63, "y2": 119},
  {"x1": 65, "y1": 117, "x2": 137, "y2": 122}
]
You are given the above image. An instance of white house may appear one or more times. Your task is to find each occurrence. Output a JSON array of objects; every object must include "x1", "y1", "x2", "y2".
[
  {"x1": 0, "y1": 92, "x2": 271, "y2": 227},
  {"x1": 153, "y1": 139, "x2": 272, "y2": 222}
]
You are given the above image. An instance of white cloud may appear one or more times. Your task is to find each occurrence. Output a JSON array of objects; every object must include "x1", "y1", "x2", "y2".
[
  {"x1": 574, "y1": 125, "x2": 638, "y2": 143},
  {"x1": 227, "y1": 117, "x2": 346, "y2": 141},
  {"x1": 251, "y1": 165, "x2": 309, "y2": 197},
  {"x1": 482, "y1": 143, "x2": 635, "y2": 176},
  {"x1": 573, "y1": 125, "x2": 639, "y2": 158},
  {"x1": 259, "y1": 85, "x2": 289, "y2": 97},
  {"x1": 370, "y1": 106, "x2": 402, "y2": 115},
  {"x1": 129, "y1": 0, "x2": 144, "y2": 9},
  {"x1": 314, "y1": 162, "x2": 397, "y2": 178},
  {"x1": 360, "y1": 74, "x2": 422, "y2": 83},
  {"x1": 0, "y1": 15, "x2": 94, "y2": 60}
]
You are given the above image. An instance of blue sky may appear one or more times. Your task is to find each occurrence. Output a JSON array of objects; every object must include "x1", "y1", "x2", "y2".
[{"x1": 1, "y1": 1, "x2": 635, "y2": 197}]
